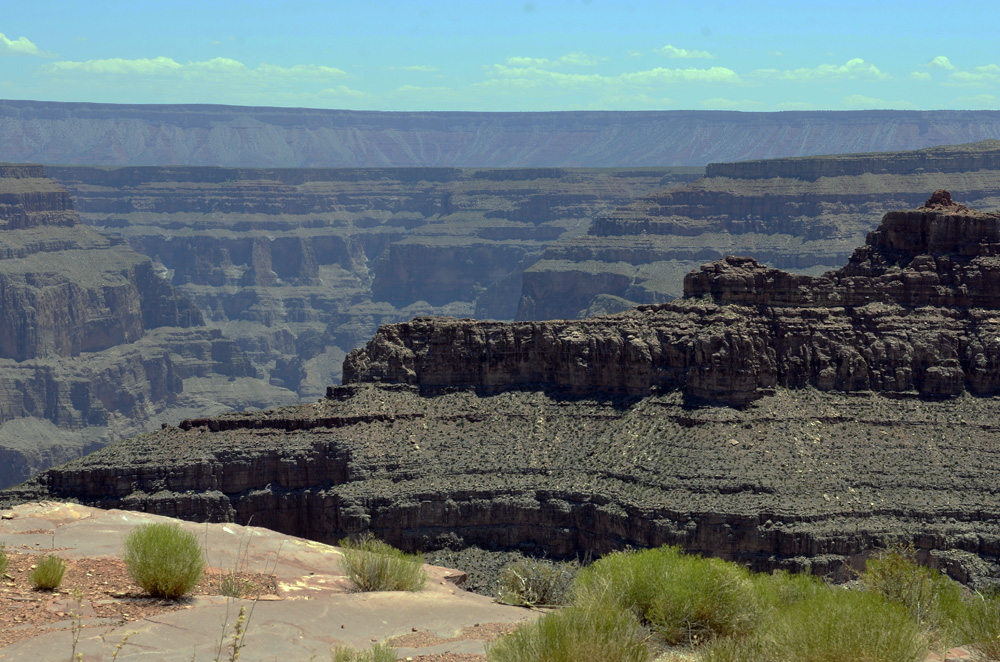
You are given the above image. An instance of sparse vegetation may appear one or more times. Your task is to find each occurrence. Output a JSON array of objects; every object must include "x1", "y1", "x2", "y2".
[
  {"x1": 338, "y1": 534, "x2": 426, "y2": 592},
  {"x1": 573, "y1": 545, "x2": 760, "y2": 646},
  {"x1": 495, "y1": 557, "x2": 578, "y2": 607},
  {"x1": 0, "y1": 543, "x2": 8, "y2": 577},
  {"x1": 486, "y1": 604, "x2": 650, "y2": 662},
  {"x1": 30, "y1": 553, "x2": 66, "y2": 590},
  {"x1": 123, "y1": 522, "x2": 205, "y2": 599},
  {"x1": 330, "y1": 642, "x2": 398, "y2": 662}
]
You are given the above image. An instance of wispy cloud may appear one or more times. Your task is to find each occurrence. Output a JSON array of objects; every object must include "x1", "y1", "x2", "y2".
[
  {"x1": 46, "y1": 57, "x2": 347, "y2": 80},
  {"x1": 910, "y1": 71, "x2": 932, "y2": 81},
  {"x1": 0, "y1": 32, "x2": 54, "y2": 57},
  {"x1": 752, "y1": 58, "x2": 886, "y2": 81},
  {"x1": 659, "y1": 44, "x2": 714, "y2": 59},
  {"x1": 701, "y1": 97, "x2": 764, "y2": 110},
  {"x1": 482, "y1": 63, "x2": 739, "y2": 90},
  {"x1": 841, "y1": 94, "x2": 916, "y2": 109},
  {"x1": 948, "y1": 64, "x2": 1000, "y2": 87},
  {"x1": 504, "y1": 52, "x2": 598, "y2": 68}
]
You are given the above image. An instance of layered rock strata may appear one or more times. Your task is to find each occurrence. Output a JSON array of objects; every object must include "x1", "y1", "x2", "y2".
[
  {"x1": 48, "y1": 166, "x2": 690, "y2": 394},
  {"x1": 0, "y1": 165, "x2": 296, "y2": 488},
  {"x1": 519, "y1": 141, "x2": 1000, "y2": 319},
  {"x1": 350, "y1": 192, "x2": 1000, "y2": 404},
  {"x1": 7, "y1": 195, "x2": 1000, "y2": 586}
]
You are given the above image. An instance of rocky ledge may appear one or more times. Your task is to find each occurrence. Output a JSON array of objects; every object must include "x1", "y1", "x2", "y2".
[
  {"x1": 346, "y1": 191, "x2": 1000, "y2": 404},
  {"x1": 8, "y1": 193, "x2": 1000, "y2": 587}
]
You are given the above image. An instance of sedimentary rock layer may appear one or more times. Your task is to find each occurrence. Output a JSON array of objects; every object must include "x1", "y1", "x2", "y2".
[
  {"x1": 351, "y1": 193, "x2": 1000, "y2": 405},
  {"x1": 0, "y1": 165, "x2": 296, "y2": 488},
  {"x1": 48, "y1": 165, "x2": 690, "y2": 393},
  {"x1": 8, "y1": 195, "x2": 1000, "y2": 586},
  {"x1": 519, "y1": 142, "x2": 1000, "y2": 319},
  {"x1": 3, "y1": 100, "x2": 1000, "y2": 167}
]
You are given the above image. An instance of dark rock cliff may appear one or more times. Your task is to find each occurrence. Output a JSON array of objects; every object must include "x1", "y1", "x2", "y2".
[
  {"x1": 350, "y1": 192, "x2": 1000, "y2": 405},
  {"x1": 4, "y1": 101, "x2": 1000, "y2": 167},
  {"x1": 9, "y1": 195, "x2": 1000, "y2": 587},
  {"x1": 0, "y1": 165, "x2": 297, "y2": 488}
]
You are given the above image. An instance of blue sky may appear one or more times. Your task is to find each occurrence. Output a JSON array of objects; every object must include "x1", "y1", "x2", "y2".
[{"x1": 1, "y1": 0, "x2": 998, "y2": 112}]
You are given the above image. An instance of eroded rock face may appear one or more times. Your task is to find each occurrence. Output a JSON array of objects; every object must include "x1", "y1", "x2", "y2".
[
  {"x1": 519, "y1": 141, "x2": 1000, "y2": 320},
  {"x1": 347, "y1": 195, "x2": 1000, "y2": 404},
  {"x1": 0, "y1": 165, "x2": 296, "y2": 488}
]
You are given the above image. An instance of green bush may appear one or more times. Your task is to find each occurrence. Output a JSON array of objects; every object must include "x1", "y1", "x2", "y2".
[
  {"x1": 123, "y1": 522, "x2": 205, "y2": 599},
  {"x1": 338, "y1": 534, "x2": 426, "y2": 592},
  {"x1": 486, "y1": 604, "x2": 650, "y2": 662},
  {"x1": 754, "y1": 587, "x2": 927, "y2": 662},
  {"x1": 573, "y1": 545, "x2": 760, "y2": 646},
  {"x1": 959, "y1": 591, "x2": 1000, "y2": 661},
  {"x1": 30, "y1": 553, "x2": 66, "y2": 590},
  {"x1": 330, "y1": 642, "x2": 397, "y2": 662},
  {"x1": 495, "y1": 557, "x2": 578, "y2": 607},
  {"x1": 0, "y1": 543, "x2": 8, "y2": 577},
  {"x1": 860, "y1": 545, "x2": 965, "y2": 643}
]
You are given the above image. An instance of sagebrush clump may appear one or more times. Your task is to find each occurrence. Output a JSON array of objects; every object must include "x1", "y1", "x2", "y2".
[
  {"x1": 123, "y1": 522, "x2": 205, "y2": 599},
  {"x1": 30, "y1": 553, "x2": 66, "y2": 590},
  {"x1": 338, "y1": 534, "x2": 426, "y2": 592}
]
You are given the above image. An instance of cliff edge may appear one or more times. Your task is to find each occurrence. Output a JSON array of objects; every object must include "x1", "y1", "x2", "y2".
[{"x1": 346, "y1": 191, "x2": 1000, "y2": 404}]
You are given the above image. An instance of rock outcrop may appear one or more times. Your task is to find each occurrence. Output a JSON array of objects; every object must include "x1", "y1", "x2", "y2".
[
  {"x1": 518, "y1": 141, "x2": 1000, "y2": 319},
  {"x1": 8, "y1": 195, "x2": 1000, "y2": 587},
  {"x1": 3, "y1": 101, "x2": 1000, "y2": 167},
  {"x1": 47, "y1": 165, "x2": 691, "y2": 394},
  {"x1": 349, "y1": 193, "x2": 1000, "y2": 405},
  {"x1": 0, "y1": 165, "x2": 297, "y2": 488}
]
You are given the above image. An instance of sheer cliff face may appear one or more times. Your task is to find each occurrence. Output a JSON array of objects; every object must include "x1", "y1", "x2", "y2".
[
  {"x1": 346, "y1": 194, "x2": 1000, "y2": 405},
  {"x1": 518, "y1": 141, "x2": 1000, "y2": 320},
  {"x1": 0, "y1": 165, "x2": 297, "y2": 489}
]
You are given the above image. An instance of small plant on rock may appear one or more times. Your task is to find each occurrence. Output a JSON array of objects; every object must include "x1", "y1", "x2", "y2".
[
  {"x1": 495, "y1": 557, "x2": 578, "y2": 607},
  {"x1": 123, "y1": 522, "x2": 204, "y2": 599},
  {"x1": 30, "y1": 553, "x2": 66, "y2": 590},
  {"x1": 330, "y1": 642, "x2": 398, "y2": 662},
  {"x1": 338, "y1": 533, "x2": 426, "y2": 592}
]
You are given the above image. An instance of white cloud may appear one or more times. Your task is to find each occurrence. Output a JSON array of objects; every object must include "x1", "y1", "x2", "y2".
[
  {"x1": 483, "y1": 63, "x2": 740, "y2": 91},
  {"x1": 928, "y1": 55, "x2": 956, "y2": 70},
  {"x1": 505, "y1": 52, "x2": 598, "y2": 68},
  {"x1": 317, "y1": 85, "x2": 371, "y2": 99},
  {"x1": 910, "y1": 71, "x2": 932, "y2": 81},
  {"x1": 46, "y1": 57, "x2": 346, "y2": 80},
  {"x1": 621, "y1": 67, "x2": 739, "y2": 84},
  {"x1": 949, "y1": 64, "x2": 1000, "y2": 87},
  {"x1": 659, "y1": 44, "x2": 715, "y2": 59},
  {"x1": 0, "y1": 32, "x2": 52, "y2": 57},
  {"x1": 953, "y1": 93, "x2": 1000, "y2": 108},
  {"x1": 752, "y1": 58, "x2": 887, "y2": 81}
]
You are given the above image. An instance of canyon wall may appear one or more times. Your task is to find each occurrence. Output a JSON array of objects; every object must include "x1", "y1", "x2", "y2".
[
  {"x1": 9, "y1": 197, "x2": 1000, "y2": 586},
  {"x1": 0, "y1": 165, "x2": 297, "y2": 488},
  {"x1": 48, "y1": 166, "x2": 692, "y2": 395},
  {"x1": 519, "y1": 141, "x2": 1000, "y2": 319},
  {"x1": 3, "y1": 101, "x2": 1000, "y2": 167}
]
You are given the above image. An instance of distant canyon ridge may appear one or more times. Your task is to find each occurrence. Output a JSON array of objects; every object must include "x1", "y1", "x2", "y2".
[{"x1": 2, "y1": 100, "x2": 1000, "y2": 167}]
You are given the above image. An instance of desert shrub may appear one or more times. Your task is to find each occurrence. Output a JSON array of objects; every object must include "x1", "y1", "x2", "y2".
[
  {"x1": 0, "y1": 543, "x2": 8, "y2": 576},
  {"x1": 123, "y1": 522, "x2": 204, "y2": 599},
  {"x1": 573, "y1": 545, "x2": 760, "y2": 646},
  {"x1": 30, "y1": 553, "x2": 66, "y2": 590},
  {"x1": 754, "y1": 587, "x2": 927, "y2": 662},
  {"x1": 860, "y1": 545, "x2": 965, "y2": 643},
  {"x1": 338, "y1": 534, "x2": 426, "y2": 592},
  {"x1": 959, "y1": 591, "x2": 1000, "y2": 661},
  {"x1": 495, "y1": 557, "x2": 578, "y2": 607},
  {"x1": 330, "y1": 642, "x2": 397, "y2": 662},
  {"x1": 486, "y1": 604, "x2": 650, "y2": 662}
]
